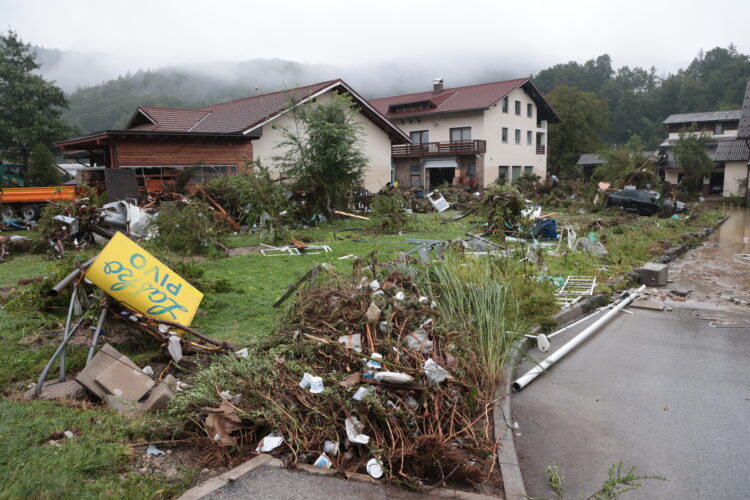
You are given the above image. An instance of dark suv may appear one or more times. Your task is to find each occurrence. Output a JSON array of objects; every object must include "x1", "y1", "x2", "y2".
[{"x1": 605, "y1": 190, "x2": 662, "y2": 216}]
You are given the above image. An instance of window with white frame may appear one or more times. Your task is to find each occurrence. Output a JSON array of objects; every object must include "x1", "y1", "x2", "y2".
[
  {"x1": 515, "y1": 129, "x2": 521, "y2": 144},
  {"x1": 502, "y1": 127, "x2": 508, "y2": 143},
  {"x1": 515, "y1": 100, "x2": 521, "y2": 115},
  {"x1": 527, "y1": 103, "x2": 533, "y2": 117},
  {"x1": 527, "y1": 130, "x2": 532, "y2": 145}
]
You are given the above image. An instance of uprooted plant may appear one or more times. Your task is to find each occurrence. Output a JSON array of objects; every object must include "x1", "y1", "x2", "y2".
[
  {"x1": 370, "y1": 189, "x2": 413, "y2": 234},
  {"x1": 150, "y1": 200, "x2": 230, "y2": 256},
  {"x1": 169, "y1": 259, "x2": 501, "y2": 490}
]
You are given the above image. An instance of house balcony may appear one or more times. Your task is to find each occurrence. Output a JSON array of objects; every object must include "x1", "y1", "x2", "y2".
[
  {"x1": 536, "y1": 145, "x2": 546, "y2": 155},
  {"x1": 392, "y1": 140, "x2": 487, "y2": 158}
]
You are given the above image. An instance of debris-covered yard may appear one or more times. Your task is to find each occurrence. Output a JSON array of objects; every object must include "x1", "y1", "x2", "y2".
[{"x1": 0, "y1": 178, "x2": 727, "y2": 498}]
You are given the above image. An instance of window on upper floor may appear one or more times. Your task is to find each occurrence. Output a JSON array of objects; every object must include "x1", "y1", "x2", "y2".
[
  {"x1": 502, "y1": 127, "x2": 508, "y2": 143},
  {"x1": 715, "y1": 122, "x2": 724, "y2": 135},
  {"x1": 527, "y1": 131, "x2": 532, "y2": 145},
  {"x1": 515, "y1": 100, "x2": 521, "y2": 115},
  {"x1": 527, "y1": 103, "x2": 533, "y2": 118},
  {"x1": 515, "y1": 129, "x2": 521, "y2": 144},
  {"x1": 502, "y1": 98, "x2": 508, "y2": 113},
  {"x1": 450, "y1": 127, "x2": 471, "y2": 142},
  {"x1": 410, "y1": 165, "x2": 421, "y2": 187},
  {"x1": 410, "y1": 130, "x2": 429, "y2": 144}
]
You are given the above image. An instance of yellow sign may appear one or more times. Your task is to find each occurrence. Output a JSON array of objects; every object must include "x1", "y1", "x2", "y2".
[{"x1": 86, "y1": 232, "x2": 204, "y2": 325}]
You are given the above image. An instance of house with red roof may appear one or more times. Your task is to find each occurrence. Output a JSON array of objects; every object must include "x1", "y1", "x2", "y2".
[
  {"x1": 56, "y1": 80, "x2": 409, "y2": 193},
  {"x1": 370, "y1": 78, "x2": 560, "y2": 190}
]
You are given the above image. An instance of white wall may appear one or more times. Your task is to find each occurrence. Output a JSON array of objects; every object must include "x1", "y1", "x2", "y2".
[
  {"x1": 482, "y1": 87, "x2": 547, "y2": 184},
  {"x1": 386, "y1": 86, "x2": 548, "y2": 187},
  {"x1": 251, "y1": 91, "x2": 394, "y2": 192},
  {"x1": 724, "y1": 161, "x2": 748, "y2": 197},
  {"x1": 390, "y1": 110, "x2": 485, "y2": 143},
  {"x1": 664, "y1": 169, "x2": 681, "y2": 185}
]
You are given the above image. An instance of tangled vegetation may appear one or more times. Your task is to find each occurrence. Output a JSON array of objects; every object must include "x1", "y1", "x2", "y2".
[
  {"x1": 151, "y1": 200, "x2": 229, "y2": 256},
  {"x1": 370, "y1": 190, "x2": 412, "y2": 234}
]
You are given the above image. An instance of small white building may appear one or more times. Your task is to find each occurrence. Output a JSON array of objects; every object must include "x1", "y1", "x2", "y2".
[
  {"x1": 658, "y1": 108, "x2": 746, "y2": 196},
  {"x1": 370, "y1": 78, "x2": 560, "y2": 190}
]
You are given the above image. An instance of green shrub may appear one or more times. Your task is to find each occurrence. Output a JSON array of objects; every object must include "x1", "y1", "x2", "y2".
[
  {"x1": 370, "y1": 190, "x2": 412, "y2": 234},
  {"x1": 151, "y1": 201, "x2": 229, "y2": 256}
]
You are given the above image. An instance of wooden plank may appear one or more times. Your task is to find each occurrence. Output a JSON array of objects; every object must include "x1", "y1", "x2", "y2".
[{"x1": 630, "y1": 300, "x2": 666, "y2": 311}]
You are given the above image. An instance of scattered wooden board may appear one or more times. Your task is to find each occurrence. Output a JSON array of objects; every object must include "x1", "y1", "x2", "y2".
[{"x1": 630, "y1": 300, "x2": 666, "y2": 311}]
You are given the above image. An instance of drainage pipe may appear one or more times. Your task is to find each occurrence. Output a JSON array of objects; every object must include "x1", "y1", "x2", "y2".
[
  {"x1": 49, "y1": 257, "x2": 96, "y2": 296},
  {"x1": 513, "y1": 285, "x2": 645, "y2": 392}
]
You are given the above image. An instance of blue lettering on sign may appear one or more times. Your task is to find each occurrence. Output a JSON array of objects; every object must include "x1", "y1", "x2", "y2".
[{"x1": 102, "y1": 257, "x2": 189, "y2": 320}]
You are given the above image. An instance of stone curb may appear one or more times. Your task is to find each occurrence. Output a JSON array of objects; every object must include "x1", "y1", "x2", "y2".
[
  {"x1": 178, "y1": 454, "x2": 499, "y2": 499},
  {"x1": 494, "y1": 294, "x2": 604, "y2": 500}
]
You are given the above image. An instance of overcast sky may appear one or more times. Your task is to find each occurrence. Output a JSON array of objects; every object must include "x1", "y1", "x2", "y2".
[{"x1": 3, "y1": 0, "x2": 750, "y2": 77}]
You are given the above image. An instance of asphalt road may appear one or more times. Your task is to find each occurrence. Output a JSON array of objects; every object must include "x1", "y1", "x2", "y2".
[{"x1": 512, "y1": 305, "x2": 750, "y2": 499}]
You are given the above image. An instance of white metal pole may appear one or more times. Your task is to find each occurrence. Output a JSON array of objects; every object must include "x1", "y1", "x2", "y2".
[{"x1": 513, "y1": 285, "x2": 645, "y2": 391}]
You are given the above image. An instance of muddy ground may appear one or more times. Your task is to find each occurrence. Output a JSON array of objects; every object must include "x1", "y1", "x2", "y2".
[{"x1": 648, "y1": 207, "x2": 750, "y2": 311}]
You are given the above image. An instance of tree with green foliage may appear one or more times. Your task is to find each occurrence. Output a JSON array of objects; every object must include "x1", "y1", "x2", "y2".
[
  {"x1": 592, "y1": 136, "x2": 660, "y2": 189},
  {"x1": 27, "y1": 143, "x2": 62, "y2": 186},
  {"x1": 0, "y1": 30, "x2": 72, "y2": 173},
  {"x1": 545, "y1": 86, "x2": 610, "y2": 178},
  {"x1": 273, "y1": 92, "x2": 368, "y2": 216},
  {"x1": 673, "y1": 126, "x2": 714, "y2": 192}
]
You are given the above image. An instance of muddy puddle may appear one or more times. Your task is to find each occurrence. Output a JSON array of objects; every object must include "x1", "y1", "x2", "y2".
[{"x1": 654, "y1": 207, "x2": 750, "y2": 311}]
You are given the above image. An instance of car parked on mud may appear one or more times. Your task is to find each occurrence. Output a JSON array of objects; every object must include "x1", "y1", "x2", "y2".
[{"x1": 605, "y1": 189, "x2": 686, "y2": 216}]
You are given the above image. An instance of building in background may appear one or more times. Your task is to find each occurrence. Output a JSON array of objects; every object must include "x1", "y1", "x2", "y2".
[
  {"x1": 56, "y1": 80, "x2": 408, "y2": 194},
  {"x1": 370, "y1": 78, "x2": 560, "y2": 190}
]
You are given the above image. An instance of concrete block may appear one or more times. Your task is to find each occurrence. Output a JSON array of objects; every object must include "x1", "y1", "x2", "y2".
[
  {"x1": 95, "y1": 361, "x2": 154, "y2": 401},
  {"x1": 107, "y1": 394, "x2": 142, "y2": 418},
  {"x1": 76, "y1": 343, "x2": 139, "y2": 399},
  {"x1": 23, "y1": 379, "x2": 87, "y2": 400},
  {"x1": 630, "y1": 300, "x2": 666, "y2": 311},
  {"x1": 141, "y1": 379, "x2": 176, "y2": 412}
]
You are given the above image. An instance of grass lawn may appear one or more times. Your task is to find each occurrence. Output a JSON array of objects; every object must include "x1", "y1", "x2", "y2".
[{"x1": 0, "y1": 206, "x2": 726, "y2": 498}]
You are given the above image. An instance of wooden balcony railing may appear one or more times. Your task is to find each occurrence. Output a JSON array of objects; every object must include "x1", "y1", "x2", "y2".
[
  {"x1": 392, "y1": 140, "x2": 487, "y2": 158},
  {"x1": 536, "y1": 145, "x2": 546, "y2": 155}
]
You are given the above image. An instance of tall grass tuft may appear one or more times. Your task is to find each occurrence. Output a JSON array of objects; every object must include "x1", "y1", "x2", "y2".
[{"x1": 428, "y1": 256, "x2": 523, "y2": 383}]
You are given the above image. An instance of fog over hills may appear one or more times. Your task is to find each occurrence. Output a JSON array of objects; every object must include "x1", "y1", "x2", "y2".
[{"x1": 33, "y1": 46, "x2": 533, "y2": 132}]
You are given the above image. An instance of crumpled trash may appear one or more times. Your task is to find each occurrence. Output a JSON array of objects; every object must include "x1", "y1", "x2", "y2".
[
  {"x1": 205, "y1": 400, "x2": 241, "y2": 446},
  {"x1": 255, "y1": 433, "x2": 284, "y2": 452},
  {"x1": 424, "y1": 359, "x2": 449, "y2": 386},
  {"x1": 406, "y1": 396, "x2": 419, "y2": 410},
  {"x1": 299, "y1": 372, "x2": 315, "y2": 389},
  {"x1": 365, "y1": 303, "x2": 381, "y2": 322},
  {"x1": 345, "y1": 417, "x2": 370, "y2": 445},
  {"x1": 167, "y1": 335, "x2": 183, "y2": 363},
  {"x1": 369, "y1": 280, "x2": 380, "y2": 291},
  {"x1": 574, "y1": 237, "x2": 608, "y2": 256},
  {"x1": 147, "y1": 444, "x2": 166, "y2": 456},
  {"x1": 64, "y1": 430, "x2": 75, "y2": 439},
  {"x1": 309, "y1": 376, "x2": 324, "y2": 394},
  {"x1": 339, "y1": 372, "x2": 361, "y2": 387},
  {"x1": 323, "y1": 440, "x2": 339, "y2": 456},
  {"x1": 406, "y1": 329, "x2": 433, "y2": 354},
  {"x1": 366, "y1": 353, "x2": 383, "y2": 369},
  {"x1": 235, "y1": 348, "x2": 249, "y2": 358},
  {"x1": 353, "y1": 385, "x2": 376, "y2": 401},
  {"x1": 142, "y1": 366, "x2": 154, "y2": 377},
  {"x1": 367, "y1": 458, "x2": 384, "y2": 478},
  {"x1": 418, "y1": 296, "x2": 429, "y2": 303},
  {"x1": 345, "y1": 416, "x2": 370, "y2": 445},
  {"x1": 394, "y1": 291, "x2": 405, "y2": 301},
  {"x1": 338, "y1": 333, "x2": 362, "y2": 353},
  {"x1": 374, "y1": 372, "x2": 414, "y2": 385},
  {"x1": 314, "y1": 453, "x2": 333, "y2": 468}
]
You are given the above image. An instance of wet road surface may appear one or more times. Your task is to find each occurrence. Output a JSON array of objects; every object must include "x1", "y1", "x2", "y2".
[{"x1": 513, "y1": 208, "x2": 750, "y2": 499}]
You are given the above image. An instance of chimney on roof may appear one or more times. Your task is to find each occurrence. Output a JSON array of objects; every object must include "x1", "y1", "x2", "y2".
[{"x1": 433, "y1": 77, "x2": 444, "y2": 94}]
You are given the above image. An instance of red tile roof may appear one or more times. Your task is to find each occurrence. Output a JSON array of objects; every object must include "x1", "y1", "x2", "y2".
[
  {"x1": 121, "y1": 80, "x2": 409, "y2": 142},
  {"x1": 370, "y1": 78, "x2": 559, "y2": 123}
]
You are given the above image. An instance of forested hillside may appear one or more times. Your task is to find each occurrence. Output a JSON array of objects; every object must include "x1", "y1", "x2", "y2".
[
  {"x1": 535, "y1": 46, "x2": 750, "y2": 147},
  {"x1": 57, "y1": 45, "x2": 750, "y2": 149}
]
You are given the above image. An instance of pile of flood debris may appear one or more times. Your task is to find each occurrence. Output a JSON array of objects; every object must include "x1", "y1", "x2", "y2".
[{"x1": 176, "y1": 262, "x2": 498, "y2": 490}]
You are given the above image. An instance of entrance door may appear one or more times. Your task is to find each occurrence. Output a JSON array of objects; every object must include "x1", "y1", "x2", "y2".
[{"x1": 429, "y1": 168, "x2": 455, "y2": 189}]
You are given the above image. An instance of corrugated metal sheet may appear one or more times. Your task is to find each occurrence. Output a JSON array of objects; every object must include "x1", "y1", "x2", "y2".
[
  {"x1": 738, "y1": 78, "x2": 750, "y2": 139},
  {"x1": 663, "y1": 109, "x2": 741, "y2": 125},
  {"x1": 714, "y1": 139, "x2": 750, "y2": 162}
]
